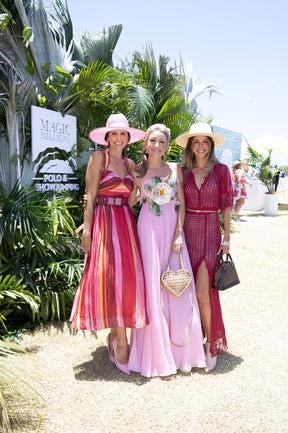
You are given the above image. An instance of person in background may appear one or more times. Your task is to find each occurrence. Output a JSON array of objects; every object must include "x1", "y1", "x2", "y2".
[
  {"x1": 175, "y1": 123, "x2": 234, "y2": 371},
  {"x1": 70, "y1": 113, "x2": 148, "y2": 374},
  {"x1": 232, "y1": 160, "x2": 250, "y2": 221},
  {"x1": 273, "y1": 165, "x2": 281, "y2": 192}
]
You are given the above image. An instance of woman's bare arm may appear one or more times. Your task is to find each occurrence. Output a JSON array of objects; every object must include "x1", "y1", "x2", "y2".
[
  {"x1": 128, "y1": 177, "x2": 140, "y2": 208},
  {"x1": 173, "y1": 164, "x2": 186, "y2": 253},
  {"x1": 82, "y1": 151, "x2": 104, "y2": 254},
  {"x1": 218, "y1": 207, "x2": 231, "y2": 255}
]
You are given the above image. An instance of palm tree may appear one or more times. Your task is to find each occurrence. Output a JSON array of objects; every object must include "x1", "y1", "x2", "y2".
[
  {"x1": 246, "y1": 144, "x2": 277, "y2": 194},
  {"x1": 0, "y1": 0, "x2": 125, "y2": 192},
  {"x1": 120, "y1": 45, "x2": 220, "y2": 162},
  {"x1": 123, "y1": 45, "x2": 219, "y2": 136}
]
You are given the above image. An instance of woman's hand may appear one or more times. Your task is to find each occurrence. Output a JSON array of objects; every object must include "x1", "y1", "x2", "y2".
[
  {"x1": 173, "y1": 231, "x2": 183, "y2": 254},
  {"x1": 217, "y1": 242, "x2": 230, "y2": 255},
  {"x1": 81, "y1": 231, "x2": 92, "y2": 255}
]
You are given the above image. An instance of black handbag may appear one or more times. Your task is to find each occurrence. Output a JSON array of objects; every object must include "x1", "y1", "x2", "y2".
[{"x1": 212, "y1": 253, "x2": 240, "y2": 291}]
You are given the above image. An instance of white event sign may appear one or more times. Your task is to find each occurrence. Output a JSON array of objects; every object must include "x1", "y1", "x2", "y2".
[{"x1": 31, "y1": 106, "x2": 79, "y2": 192}]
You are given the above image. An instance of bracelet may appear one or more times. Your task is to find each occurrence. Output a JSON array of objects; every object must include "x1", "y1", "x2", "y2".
[{"x1": 221, "y1": 240, "x2": 230, "y2": 247}]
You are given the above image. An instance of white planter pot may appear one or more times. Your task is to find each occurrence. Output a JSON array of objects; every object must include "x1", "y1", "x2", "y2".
[{"x1": 264, "y1": 193, "x2": 278, "y2": 216}]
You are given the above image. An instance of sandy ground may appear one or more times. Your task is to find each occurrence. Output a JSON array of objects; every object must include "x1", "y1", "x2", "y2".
[{"x1": 9, "y1": 210, "x2": 288, "y2": 433}]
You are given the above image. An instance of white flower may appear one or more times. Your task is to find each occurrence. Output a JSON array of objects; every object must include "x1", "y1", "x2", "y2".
[{"x1": 152, "y1": 182, "x2": 173, "y2": 205}]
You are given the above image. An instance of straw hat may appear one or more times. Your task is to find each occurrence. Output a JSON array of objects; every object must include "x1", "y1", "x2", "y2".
[
  {"x1": 89, "y1": 113, "x2": 145, "y2": 145},
  {"x1": 175, "y1": 123, "x2": 225, "y2": 148}
]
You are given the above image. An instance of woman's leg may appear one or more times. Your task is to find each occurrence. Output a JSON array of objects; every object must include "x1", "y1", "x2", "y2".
[
  {"x1": 110, "y1": 327, "x2": 117, "y2": 339},
  {"x1": 235, "y1": 198, "x2": 245, "y2": 219},
  {"x1": 116, "y1": 327, "x2": 128, "y2": 364},
  {"x1": 195, "y1": 260, "x2": 217, "y2": 370},
  {"x1": 195, "y1": 261, "x2": 211, "y2": 341}
]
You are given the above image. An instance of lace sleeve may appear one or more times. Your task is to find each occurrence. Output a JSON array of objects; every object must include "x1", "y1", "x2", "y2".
[{"x1": 219, "y1": 164, "x2": 234, "y2": 211}]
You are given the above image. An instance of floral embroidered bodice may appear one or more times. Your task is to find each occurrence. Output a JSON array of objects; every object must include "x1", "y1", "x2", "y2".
[{"x1": 140, "y1": 164, "x2": 178, "y2": 216}]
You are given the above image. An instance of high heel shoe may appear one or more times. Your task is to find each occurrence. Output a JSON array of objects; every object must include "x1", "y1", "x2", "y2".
[
  {"x1": 205, "y1": 342, "x2": 217, "y2": 372},
  {"x1": 106, "y1": 333, "x2": 115, "y2": 364},
  {"x1": 112, "y1": 338, "x2": 130, "y2": 375}
]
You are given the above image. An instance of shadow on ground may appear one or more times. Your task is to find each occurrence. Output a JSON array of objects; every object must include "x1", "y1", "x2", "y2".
[
  {"x1": 213, "y1": 351, "x2": 244, "y2": 374},
  {"x1": 74, "y1": 346, "x2": 150, "y2": 385},
  {"x1": 74, "y1": 346, "x2": 243, "y2": 382}
]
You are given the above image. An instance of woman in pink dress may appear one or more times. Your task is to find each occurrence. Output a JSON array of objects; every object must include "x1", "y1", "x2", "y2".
[
  {"x1": 232, "y1": 160, "x2": 250, "y2": 220},
  {"x1": 176, "y1": 123, "x2": 234, "y2": 371},
  {"x1": 70, "y1": 113, "x2": 148, "y2": 374},
  {"x1": 128, "y1": 124, "x2": 206, "y2": 377}
]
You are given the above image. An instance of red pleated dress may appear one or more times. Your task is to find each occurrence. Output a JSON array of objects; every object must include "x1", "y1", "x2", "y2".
[
  {"x1": 183, "y1": 163, "x2": 234, "y2": 356},
  {"x1": 70, "y1": 151, "x2": 148, "y2": 330}
]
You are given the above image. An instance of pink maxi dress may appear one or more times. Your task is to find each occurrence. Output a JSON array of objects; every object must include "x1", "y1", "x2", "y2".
[
  {"x1": 70, "y1": 151, "x2": 148, "y2": 330},
  {"x1": 128, "y1": 164, "x2": 206, "y2": 377}
]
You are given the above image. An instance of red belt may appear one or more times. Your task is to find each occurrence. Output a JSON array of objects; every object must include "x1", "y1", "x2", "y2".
[
  {"x1": 186, "y1": 208, "x2": 218, "y2": 214},
  {"x1": 96, "y1": 196, "x2": 129, "y2": 206}
]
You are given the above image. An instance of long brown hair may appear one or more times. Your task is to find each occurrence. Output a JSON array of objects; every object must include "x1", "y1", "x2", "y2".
[
  {"x1": 136, "y1": 124, "x2": 170, "y2": 178},
  {"x1": 182, "y1": 136, "x2": 219, "y2": 172}
]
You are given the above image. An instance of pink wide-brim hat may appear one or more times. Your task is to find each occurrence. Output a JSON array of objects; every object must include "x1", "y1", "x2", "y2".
[{"x1": 89, "y1": 113, "x2": 146, "y2": 145}]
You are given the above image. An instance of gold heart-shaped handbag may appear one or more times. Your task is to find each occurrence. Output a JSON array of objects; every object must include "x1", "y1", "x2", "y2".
[{"x1": 161, "y1": 252, "x2": 192, "y2": 297}]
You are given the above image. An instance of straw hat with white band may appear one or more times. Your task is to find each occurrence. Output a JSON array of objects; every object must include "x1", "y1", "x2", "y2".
[{"x1": 175, "y1": 123, "x2": 225, "y2": 148}]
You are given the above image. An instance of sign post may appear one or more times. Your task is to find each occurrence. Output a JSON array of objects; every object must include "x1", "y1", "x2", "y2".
[{"x1": 31, "y1": 106, "x2": 79, "y2": 192}]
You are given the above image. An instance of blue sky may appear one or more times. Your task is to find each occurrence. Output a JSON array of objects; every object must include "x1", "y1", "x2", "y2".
[{"x1": 66, "y1": 0, "x2": 288, "y2": 140}]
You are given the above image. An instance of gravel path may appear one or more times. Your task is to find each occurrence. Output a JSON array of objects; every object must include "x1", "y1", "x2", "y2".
[{"x1": 15, "y1": 211, "x2": 288, "y2": 433}]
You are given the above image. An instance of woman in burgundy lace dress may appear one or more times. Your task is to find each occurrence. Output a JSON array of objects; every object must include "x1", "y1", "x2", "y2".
[{"x1": 176, "y1": 123, "x2": 234, "y2": 371}]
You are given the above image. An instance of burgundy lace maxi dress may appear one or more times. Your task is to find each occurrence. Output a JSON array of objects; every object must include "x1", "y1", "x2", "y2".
[{"x1": 183, "y1": 163, "x2": 234, "y2": 356}]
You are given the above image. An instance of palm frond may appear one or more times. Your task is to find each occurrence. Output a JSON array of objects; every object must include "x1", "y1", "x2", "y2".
[
  {"x1": 0, "y1": 337, "x2": 43, "y2": 433},
  {"x1": 0, "y1": 274, "x2": 40, "y2": 328},
  {"x1": 81, "y1": 24, "x2": 123, "y2": 65},
  {"x1": 45, "y1": 194, "x2": 76, "y2": 236},
  {"x1": 51, "y1": 0, "x2": 74, "y2": 50},
  {"x1": 126, "y1": 85, "x2": 155, "y2": 126},
  {"x1": 179, "y1": 58, "x2": 221, "y2": 104},
  {"x1": 73, "y1": 60, "x2": 112, "y2": 91}
]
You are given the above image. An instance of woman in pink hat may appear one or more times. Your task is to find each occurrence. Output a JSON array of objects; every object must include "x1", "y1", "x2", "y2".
[
  {"x1": 70, "y1": 113, "x2": 148, "y2": 374},
  {"x1": 128, "y1": 124, "x2": 206, "y2": 377},
  {"x1": 175, "y1": 123, "x2": 234, "y2": 371}
]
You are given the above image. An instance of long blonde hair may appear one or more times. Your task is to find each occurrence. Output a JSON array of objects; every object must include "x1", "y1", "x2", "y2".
[
  {"x1": 182, "y1": 136, "x2": 219, "y2": 172},
  {"x1": 136, "y1": 124, "x2": 171, "y2": 178}
]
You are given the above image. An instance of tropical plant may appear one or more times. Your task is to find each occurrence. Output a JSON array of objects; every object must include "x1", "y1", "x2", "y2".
[
  {"x1": 246, "y1": 144, "x2": 277, "y2": 194},
  {"x1": 0, "y1": 274, "x2": 40, "y2": 332},
  {"x1": 124, "y1": 46, "x2": 218, "y2": 131},
  {"x1": 119, "y1": 45, "x2": 219, "y2": 163},
  {"x1": 0, "y1": 0, "x2": 124, "y2": 192},
  {"x1": 125, "y1": 45, "x2": 195, "y2": 133},
  {"x1": 0, "y1": 340, "x2": 23, "y2": 433},
  {"x1": 0, "y1": 339, "x2": 43, "y2": 433},
  {"x1": 0, "y1": 0, "x2": 74, "y2": 191},
  {"x1": 0, "y1": 181, "x2": 83, "y2": 330}
]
